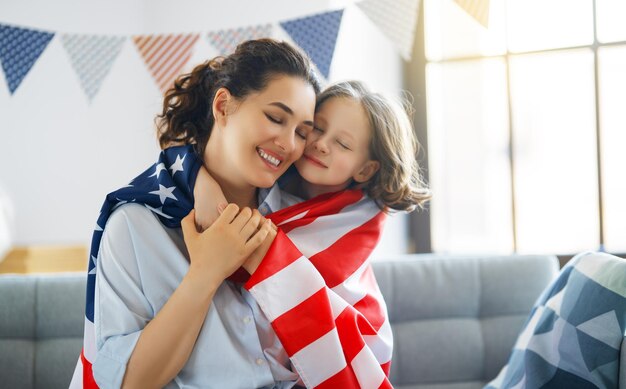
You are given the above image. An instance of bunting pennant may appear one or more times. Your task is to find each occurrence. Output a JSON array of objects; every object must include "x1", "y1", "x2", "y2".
[
  {"x1": 1, "y1": 4, "x2": 421, "y2": 100},
  {"x1": 132, "y1": 34, "x2": 200, "y2": 93},
  {"x1": 207, "y1": 24, "x2": 273, "y2": 56},
  {"x1": 60, "y1": 34, "x2": 125, "y2": 102},
  {"x1": 0, "y1": 24, "x2": 54, "y2": 94},
  {"x1": 357, "y1": 0, "x2": 420, "y2": 61},
  {"x1": 454, "y1": 0, "x2": 491, "y2": 28},
  {"x1": 280, "y1": 10, "x2": 343, "y2": 79}
]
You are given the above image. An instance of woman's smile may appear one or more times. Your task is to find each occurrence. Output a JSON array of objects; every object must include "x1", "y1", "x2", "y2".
[{"x1": 256, "y1": 147, "x2": 283, "y2": 170}]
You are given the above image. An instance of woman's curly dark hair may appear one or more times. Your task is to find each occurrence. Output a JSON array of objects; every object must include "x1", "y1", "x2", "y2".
[{"x1": 156, "y1": 39, "x2": 321, "y2": 157}]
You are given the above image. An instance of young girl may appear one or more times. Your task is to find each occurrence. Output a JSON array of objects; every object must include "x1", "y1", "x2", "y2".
[{"x1": 189, "y1": 80, "x2": 431, "y2": 387}]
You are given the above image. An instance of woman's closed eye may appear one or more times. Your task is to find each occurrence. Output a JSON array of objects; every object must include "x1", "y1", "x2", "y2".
[
  {"x1": 296, "y1": 128, "x2": 307, "y2": 140},
  {"x1": 265, "y1": 113, "x2": 283, "y2": 124}
]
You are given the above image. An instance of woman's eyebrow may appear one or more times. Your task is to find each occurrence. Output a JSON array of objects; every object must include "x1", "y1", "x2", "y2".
[{"x1": 269, "y1": 102, "x2": 314, "y2": 127}]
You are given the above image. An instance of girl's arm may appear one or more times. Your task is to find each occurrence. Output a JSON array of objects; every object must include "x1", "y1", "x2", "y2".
[
  {"x1": 193, "y1": 166, "x2": 228, "y2": 232},
  {"x1": 121, "y1": 206, "x2": 272, "y2": 388}
]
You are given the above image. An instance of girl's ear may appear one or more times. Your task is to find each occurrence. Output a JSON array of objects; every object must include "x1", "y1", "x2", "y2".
[
  {"x1": 212, "y1": 87, "x2": 232, "y2": 128},
  {"x1": 353, "y1": 160, "x2": 380, "y2": 183}
]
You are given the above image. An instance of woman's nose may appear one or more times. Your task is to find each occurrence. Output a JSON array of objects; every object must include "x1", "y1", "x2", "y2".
[{"x1": 274, "y1": 130, "x2": 296, "y2": 153}]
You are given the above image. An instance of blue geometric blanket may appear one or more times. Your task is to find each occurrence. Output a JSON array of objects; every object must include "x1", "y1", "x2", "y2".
[{"x1": 486, "y1": 251, "x2": 626, "y2": 389}]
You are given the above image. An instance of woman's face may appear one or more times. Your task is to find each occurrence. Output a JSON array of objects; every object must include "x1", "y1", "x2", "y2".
[{"x1": 210, "y1": 75, "x2": 316, "y2": 189}]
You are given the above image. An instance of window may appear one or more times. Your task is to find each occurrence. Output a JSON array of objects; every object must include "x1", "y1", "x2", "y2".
[{"x1": 423, "y1": 0, "x2": 625, "y2": 255}]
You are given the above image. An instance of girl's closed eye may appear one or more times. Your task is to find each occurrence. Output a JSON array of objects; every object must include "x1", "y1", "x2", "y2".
[{"x1": 336, "y1": 139, "x2": 351, "y2": 150}]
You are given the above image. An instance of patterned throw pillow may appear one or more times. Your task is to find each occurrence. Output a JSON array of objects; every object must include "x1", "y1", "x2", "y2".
[{"x1": 486, "y1": 251, "x2": 626, "y2": 389}]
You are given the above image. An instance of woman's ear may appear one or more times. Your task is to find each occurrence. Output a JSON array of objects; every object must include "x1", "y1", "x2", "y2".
[
  {"x1": 353, "y1": 160, "x2": 380, "y2": 183},
  {"x1": 212, "y1": 87, "x2": 232, "y2": 128}
]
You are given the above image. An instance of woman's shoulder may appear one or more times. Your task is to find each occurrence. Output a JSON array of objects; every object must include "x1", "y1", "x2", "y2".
[{"x1": 104, "y1": 203, "x2": 166, "y2": 237}]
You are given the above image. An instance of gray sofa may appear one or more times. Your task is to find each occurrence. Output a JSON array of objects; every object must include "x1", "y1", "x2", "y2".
[{"x1": 0, "y1": 254, "x2": 560, "y2": 389}]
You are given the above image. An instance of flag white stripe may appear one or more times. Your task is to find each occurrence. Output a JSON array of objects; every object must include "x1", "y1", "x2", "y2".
[
  {"x1": 286, "y1": 197, "x2": 379, "y2": 257},
  {"x1": 277, "y1": 209, "x2": 309, "y2": 226},
  {"x1": 249, "y1": 256, "x2": 326, "y2": 321},
  {"x1": 363, "y1": 318, "x2": 393, "y2": 364},
  {"x1": 68, "y1": 357, "x2": 83, "y2": 389},
  {"x1": 291, "y1": 328, "x2": 346, "y2": 388},
  {"x1": 328, "y1": 288, "x2": 350, "y2": 319},
  {"x1": 351, "y1": 345, "x2": 386, "y2": 389},
  {"x1": 83, "y1": 318, "x2": 97, "y2": 362},
  {"x1": 330, "y1": 259, "x2": 371, "y2": 306}
]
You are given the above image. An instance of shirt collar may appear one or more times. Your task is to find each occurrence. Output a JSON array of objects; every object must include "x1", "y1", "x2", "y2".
[{"x1": 257, "y1": 183, "x2": 282, "y2": 215}]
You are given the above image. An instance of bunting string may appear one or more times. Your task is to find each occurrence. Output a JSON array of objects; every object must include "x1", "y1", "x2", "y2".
[{"x1": 0, "y1": 1, "x2": 435, "y2": 99}]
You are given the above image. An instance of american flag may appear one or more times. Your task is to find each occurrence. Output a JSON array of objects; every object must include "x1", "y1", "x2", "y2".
[{"x1": 70, "y1": 145, "x2": 393, "y2": 388}]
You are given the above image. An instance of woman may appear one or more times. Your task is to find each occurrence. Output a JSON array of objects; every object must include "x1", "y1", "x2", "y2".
[{"x1": 71, "y1": 39, "x2": 319, "y2": 389}]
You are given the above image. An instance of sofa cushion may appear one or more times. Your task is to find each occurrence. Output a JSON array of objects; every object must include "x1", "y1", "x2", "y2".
[
  {"x1": 372, "y1": 254, "x2": 559, "y2": 388},
  {"x1": 0, "y1": 274, "x2": 85, "y2": 389}
]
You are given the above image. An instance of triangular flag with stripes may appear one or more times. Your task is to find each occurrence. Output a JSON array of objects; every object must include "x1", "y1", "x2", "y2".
[
  {"x1": 132, "y1": 34, "x2": 200, "y2": 93},
  {"x1": 454, "y1": 0, "x2": 490, "y2": 28},
  {"x1": 280, "y1": 10, "x2": 343, "y2": 79},
  {"x1": 0, "y1": 23, "x2": 54, "y2": 94},
  {"x1": 60, "y1": 34, "x2": 125, "y2": 102},
  {"x1": 357, "y1": 0, "x2": 420, "y2": 61},
  {"x1": 207, "y1": 24, "x2": 273, "y2": 56}
]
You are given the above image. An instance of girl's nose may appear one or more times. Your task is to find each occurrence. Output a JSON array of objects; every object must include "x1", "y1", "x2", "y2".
[{"x1": 313, "y1": 138, "x2": 329, "y2": 154}]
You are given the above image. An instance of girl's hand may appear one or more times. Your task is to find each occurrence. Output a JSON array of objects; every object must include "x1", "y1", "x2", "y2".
[
  {"x1": 242, "y1": 219, "x2": 278, "y2": 275},
  {"x1": 193, "y1": 167, "x2": 228, "y2": 232},
  {"x1": 181, "y1": 205, "x2": 272, "y2": 284}
]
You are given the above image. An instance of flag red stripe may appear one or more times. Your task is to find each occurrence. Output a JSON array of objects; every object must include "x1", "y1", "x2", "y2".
[
  {"x1": 352, "y1": 293, "x2": 385, "y2": 333},
  {"x1": 80, "y1": 349, "x2": 98, "y2": 389},
  {"x1": 334, "y1": 307, "x2": 367, "y2": 362},
  {"x1": 271, "y1": 287, "x2": 335, "y2": 356},
  {"x1": 244, "y1": 230, "x2": 302, "y2": 289},
  {"x1": 315, "y1": 366, "x2": 359, "y2": 389},
  {"x1": 310, "y1": 212, "x2": 385, "y2": 287}
]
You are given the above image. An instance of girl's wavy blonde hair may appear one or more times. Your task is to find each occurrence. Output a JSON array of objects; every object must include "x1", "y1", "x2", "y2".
[{"x1": 317, "y1": 81, "x2": 431, "y2": 212}]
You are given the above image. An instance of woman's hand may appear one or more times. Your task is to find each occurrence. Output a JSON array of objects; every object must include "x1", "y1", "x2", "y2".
[
  {"x1": 242, "y1": 219, "x2": 278, "y2": 275},
  {"x1": 181, "y1": 204, "x2": 272, "y2": 284}
]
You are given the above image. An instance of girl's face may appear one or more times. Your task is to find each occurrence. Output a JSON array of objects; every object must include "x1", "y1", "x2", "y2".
[
  {"x1": 210, "y1": 75, "x2": 316, "y2": 189},
  {"x1": 295, "y1": 97, "x2": 379, "y2": 191}
]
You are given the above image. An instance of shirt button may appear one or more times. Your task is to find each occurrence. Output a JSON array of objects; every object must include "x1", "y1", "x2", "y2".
[
  {"x1": 243, "y1": 316, "x2": 251, "y2": 324},
  {"x1": 256, "y1": 358, "x2": 265, "y2": 366}
]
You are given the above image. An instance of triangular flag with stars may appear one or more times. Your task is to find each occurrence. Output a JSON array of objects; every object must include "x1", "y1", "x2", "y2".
[
  {"x1": 357, "y1": 0, "x2": 420, "y2": 61},
  {"x1": 280, "y1": 10, "x2": 343, "y2": 79},
  {"x1": 454, "y1": 0, "x2": 490, "y2": 28},
  {"x1": 60, "y1": 34, "x2": 125, "y2": 102},
  {"x1": 207, "y1": 24, "x2": 273, "y2": 56},
  {"x1": 0, "y1": 23, "x2": 54, "y2": 94},
  {"x1": 132, "y1": 34, "x2": 200, "y2": 93}
]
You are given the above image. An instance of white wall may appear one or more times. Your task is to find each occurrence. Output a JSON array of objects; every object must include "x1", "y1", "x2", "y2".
[{"x1": 0, "y1": 0, "x2": 409, "y2": 258}]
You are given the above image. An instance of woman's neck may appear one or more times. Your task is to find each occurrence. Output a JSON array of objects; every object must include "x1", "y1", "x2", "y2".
[{"x1": 204, "y1": 142, "x2": 257, "y2": 209}]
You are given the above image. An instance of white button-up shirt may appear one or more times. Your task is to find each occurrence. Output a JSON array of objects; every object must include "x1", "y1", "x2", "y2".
[{"x1": 93, "y1": 185, "x2": 301, "y2": 388}]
